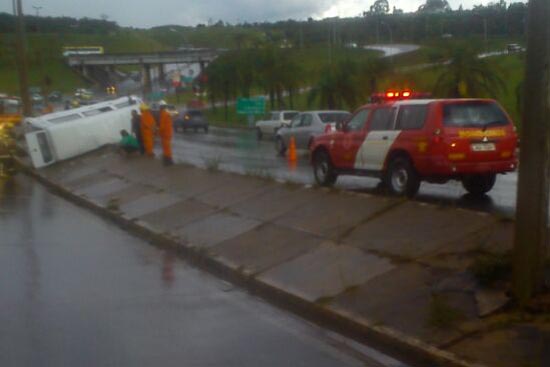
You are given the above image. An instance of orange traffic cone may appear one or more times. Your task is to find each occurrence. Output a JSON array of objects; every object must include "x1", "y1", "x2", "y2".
[
  {"x1": 287, "y1": 136, "x2": 297, "y2": 171},
  {"x1": 288, "y1": 136, "x2": 297, "y2": 163}
]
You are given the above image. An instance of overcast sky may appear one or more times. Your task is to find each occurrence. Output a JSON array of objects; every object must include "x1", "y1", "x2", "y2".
[{"x1": 1, "y1": 0, "x2": 523, "y2": 28}]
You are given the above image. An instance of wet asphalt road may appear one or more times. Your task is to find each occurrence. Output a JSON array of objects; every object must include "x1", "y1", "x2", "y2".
[
  {"x1": 0, "y1": 175, "x2": 407, "y2": 367},
  {"x1": 168, "y1": 127, "x2": 518, "y2": 217}
]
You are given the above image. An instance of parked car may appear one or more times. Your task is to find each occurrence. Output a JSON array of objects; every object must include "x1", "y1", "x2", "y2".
[
  {"x1": 507, "y1": 43, "x2": 522, "y2": 53},
  {"x1": 175, "y1": 109, "x2": 209, "y2": 133},
  {"x1": 255, "y1": 110, "x2": 299, "y2": 140},
  {"x1": 310, "y1": 91, "x2": 518, "y2": 197},
  {"x1": 275, "y1": 110, "x2": 351, "y2": 155},
  {"x1": 30, "y1": 93, "x2": 44, "y2": 104},
  {"x1": 75, "y1": 88, "x2": 94, "y2": 100},
  {"x1": 48, "y1": 91, "x2": 63, "y2": 102}
]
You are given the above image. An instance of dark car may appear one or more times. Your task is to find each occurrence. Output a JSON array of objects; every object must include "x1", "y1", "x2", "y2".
[
  {"x1": 48, "y1": 91, "x2": 63, "y2": 102},
  {"x1": 175, "y1": 109, "x2": 209, "y2": 133}
]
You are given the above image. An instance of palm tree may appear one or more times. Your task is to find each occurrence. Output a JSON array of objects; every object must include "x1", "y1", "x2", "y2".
[
  {"x1": 358, "y1": 56, "x2": 393, "y2": 98},
  {"x1": 433, "y1": 44, "x2": 506, "y2": 98},
  {"x1": 308, "y1": 59, "x2": 360, "y2": 110},
  {"x1": 206, "y1": 57, "x2": 238, "y2": 121}
]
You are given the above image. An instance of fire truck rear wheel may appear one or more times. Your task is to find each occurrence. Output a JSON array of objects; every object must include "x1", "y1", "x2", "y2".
[
  {"x1": 385, "y1": 157, "x2": 420, "y2": 197},
  {"x1": 462, "y1": 174, "x2": 496, "y2": 196}
]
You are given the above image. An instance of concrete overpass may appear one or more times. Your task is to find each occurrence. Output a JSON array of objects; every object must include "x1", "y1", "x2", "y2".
[{"x1": 66, "y1": 49, "x2": 224, "y2": 93}]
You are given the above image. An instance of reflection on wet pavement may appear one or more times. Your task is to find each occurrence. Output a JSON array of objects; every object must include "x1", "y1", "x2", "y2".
[{"x1": 0, "y1": 175, "x2": 401, "y2": 367}]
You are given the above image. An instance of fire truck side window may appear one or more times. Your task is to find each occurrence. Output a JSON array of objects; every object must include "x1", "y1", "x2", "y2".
[
  {"x1": 396, "y1": 105, "x2": 428, "y2": 130},
  {"x1": 346, "y1": 109, "x2": 370, "y2": 131},
  {"x1": 369, "y1": 107, "x2": 395, "y2": 131}
]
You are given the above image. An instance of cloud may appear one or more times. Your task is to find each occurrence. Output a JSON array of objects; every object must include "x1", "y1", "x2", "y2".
[{"x1": 0, "y1": 0, "x2": 525, "y2": 28}]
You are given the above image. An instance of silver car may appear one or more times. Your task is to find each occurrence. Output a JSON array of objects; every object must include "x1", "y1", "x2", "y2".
[{"x1": 275, "y1": 110, "x2": 351, "y2": 155}]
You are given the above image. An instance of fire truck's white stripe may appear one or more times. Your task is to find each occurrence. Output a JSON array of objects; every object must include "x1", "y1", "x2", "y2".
[{"x1": 354, "y1": 131, "x2": 402, "y2": 171}]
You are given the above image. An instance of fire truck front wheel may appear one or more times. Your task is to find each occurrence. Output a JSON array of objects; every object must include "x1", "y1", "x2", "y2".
[{"x1": 313, "y1": 150, "x2": 337, "y2": 187}]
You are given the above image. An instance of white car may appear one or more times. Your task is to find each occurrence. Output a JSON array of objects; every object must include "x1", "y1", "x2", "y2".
[
  {"x1": 275, "y1": 110, "x2": 351, "y2": 155},
  {"x1": 255, "y1": 110, "x2": 299, "y2": 140}
]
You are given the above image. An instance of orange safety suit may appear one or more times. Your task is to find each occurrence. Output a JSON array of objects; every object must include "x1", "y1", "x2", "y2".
[
  {"x1": 158, "y1": 109, "x2": 173, "y2": 160},
  {"x1": 140, "y1": 110, "x2": 156, "y2": 156}
]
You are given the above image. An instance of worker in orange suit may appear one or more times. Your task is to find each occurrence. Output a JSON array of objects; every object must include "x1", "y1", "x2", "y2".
[
  {"x1": 158, "y1": 105, "x2": 174, "y2": 166},
  {"x1": 140, "y1": 104, "x2": 156, "y2": 157}
]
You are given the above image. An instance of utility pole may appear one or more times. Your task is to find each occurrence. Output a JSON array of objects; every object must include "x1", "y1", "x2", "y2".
[
  {"x1": 483, "y1": 18, "x2": 488, "y2": 53},
  {"x1": 14, "y1": 0, "x2": 32, "y2": 116},
  {"x1": 512, "y1": 0, "x2": 550, "y2": 306},
  {"x1": 328, "y1": 22, "x2": 332, "y2": 65}
]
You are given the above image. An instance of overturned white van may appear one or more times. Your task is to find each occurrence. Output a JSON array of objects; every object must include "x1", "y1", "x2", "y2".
[{"x1": 25, "y1": 96, "x2": 142, "y2": 168}]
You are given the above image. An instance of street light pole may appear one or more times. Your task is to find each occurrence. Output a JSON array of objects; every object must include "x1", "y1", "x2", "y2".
[
  {"x1": 14, "y1": 0, "x2": 32, "y2": 116},
  {"x1": 513, "y1": 0, "x2": 550, "y2": 306}
]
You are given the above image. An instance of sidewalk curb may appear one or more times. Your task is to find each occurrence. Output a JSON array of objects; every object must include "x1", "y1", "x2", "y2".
[{"x1": 16, "y1": 159, "x2": 486, "y2": 367}]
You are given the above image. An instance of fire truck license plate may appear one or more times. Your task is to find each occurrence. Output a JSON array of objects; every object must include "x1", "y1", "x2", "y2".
[{"x1": 471, "y1": 143, "x2": 496, "y2": 152}]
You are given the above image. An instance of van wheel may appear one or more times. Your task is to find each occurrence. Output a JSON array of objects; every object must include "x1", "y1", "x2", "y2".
[
  {"x1": 313, "y1": 150, "x2": 337, "y2": 187},
  {"x1": 462, "y1": 174, "x2": 496, "y2": 196},
  {"x1": 256, "y1": 128, "x2": 263, "y2": 141},
  {"x1": 385, "y1": 157, "x2": 420, "y2": 197},
  {"x1": 275, "y1": 136, "x2": 287, "y2": 156}
]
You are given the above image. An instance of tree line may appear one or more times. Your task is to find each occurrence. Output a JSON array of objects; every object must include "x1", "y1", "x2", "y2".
[
  {"x1": 0, "y1": 1, "x2": 527, "y2": 46},
  {"x1": 205, "y1": 42, "x2": 509, "y2": 119},
  {"x1": 0, "y1": 12, "x2": 118, "y2": 34}
]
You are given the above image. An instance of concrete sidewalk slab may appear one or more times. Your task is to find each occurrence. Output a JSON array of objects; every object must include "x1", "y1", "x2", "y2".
[
  {"x1": 229, "y1": 185, "x2": 320, "y2": 222},
  {"x1": 212, "y1": 223, "x2": 322, "y2": 275},
  {"x1": 43, "y1": 165, "x2": 101, "y2": 184},
  {"x1": 64, "y1": 172, "x2": 114, "y2": 191},
  {"x1": 418, "y1": 221, "x2": 513, "y2": 271},
  {"x1": 173, "y1": 212, "x2": 261, "y2": 248},
  {"x1": 258, "y1": 242, "x2": 395, "y2": 303},
  {"x1": 138, "y1": 199, "x2": 217, "y2": 233},
  {"x1": 156, "y1": 168, "x2": 233, "y2": 198},
  {"x1": 196, "y1": 175, "x2": 275, "y2": 209},
  {"x1": 343, "y1": 202, "x2": 494, "y2": 259},
  {"x1": 95, "y1": 183, "x2": 153, "y2": 207},
  {"x1": 275, "y1": 192, "x2": 397, "y2": 240},
  {"x1": 76, "y1": 177, "x2": 131, "y2": 200},
  {"x1": 330, "y1": 264, "x2": 467, "y2": 345},
  {"x1": 119, "y1": 192, "x2": 183, "y2": 219},
  {"x1": 102, "y1": 155, "x2": 163, "y2": 181}
]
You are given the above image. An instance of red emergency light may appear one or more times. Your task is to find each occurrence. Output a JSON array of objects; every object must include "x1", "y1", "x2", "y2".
[{"x1": 371, "y1": 90, "x2": 431, "y2": 103}]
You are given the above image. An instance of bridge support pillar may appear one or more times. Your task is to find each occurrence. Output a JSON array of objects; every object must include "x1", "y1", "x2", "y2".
[
  {"x1": 158, "y1": 64, "x2": 165, "y2": 83},
  {"x1": 143, "y1": 64, "x2": 152, "y2": 96},
  {"x1": 81, "y1": 65, "x2": 90, "y2": 79}
]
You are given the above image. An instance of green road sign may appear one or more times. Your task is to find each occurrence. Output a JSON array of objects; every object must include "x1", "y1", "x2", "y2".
[{"x1": 236, "y1": 97, "x2": 265, "y2": 115}]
